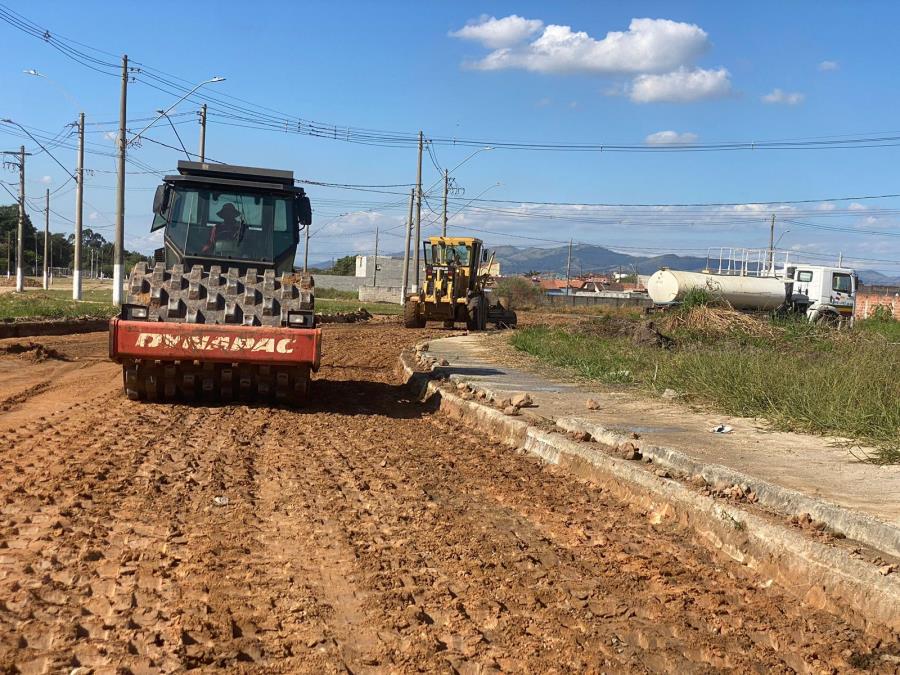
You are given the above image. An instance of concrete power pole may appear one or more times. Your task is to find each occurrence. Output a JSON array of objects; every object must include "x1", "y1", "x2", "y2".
[
  {"x1": 43, "y1": 188, "x2": 49, "y2": 289},
  {"x1": 441, "y1": 168, "x2": 449, "y2": 237},
  {"x1": 198, "y1": 104, "x2": 207, "y2": 162},
  {"x1": 73, "y1": 112, "x2": 85, "y2": 300},
  {"x1": 412, "y1": 131, "x2": 423, "y2": 291},
  {"x1": 113, "y1": 54, "x2": 128, "y2": 306},
  {"x1": 372, "y1": 226, "x2": 379, "y2": 288},
  {"x1": 565, "y1": 239, "x2": 573, "y2": 305},
  {"x1": 16, "y1": 145, "x2": 25, "y2": 292},
  {"x1": 768, "y1": 213, "x2": 776, "y2": 273},
  {"x1": 303, "y1": 223, "x2": 310, "y2": 273},
  {"x1": 400, "y1": 188, "x2": 414, "y2": 305}
]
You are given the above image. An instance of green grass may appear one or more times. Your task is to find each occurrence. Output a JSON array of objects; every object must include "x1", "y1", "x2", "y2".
[
  {"x1": 0, "y1": 289, "x2": 401, "y2": 321},
  {"x1": 0, "y1": 290, "x2": 117, "y2": 320},
  {"x1": 41, "y1": 288, "x2": 114, "y2": 303},
  {"x1": 316, "y1": 298, "x2": 402, "y2": 315},
  {"x1": 314, "y1": 288, "x2": 359, "y2": 300},
  {"x1": 512, "y1": 320, "x2": 900, "y2": 464}
]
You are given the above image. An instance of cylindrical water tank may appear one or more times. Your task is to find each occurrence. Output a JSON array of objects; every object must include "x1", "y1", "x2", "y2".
[{"x1": 647, "y1": 269, "x2": 788, "y2": 310}]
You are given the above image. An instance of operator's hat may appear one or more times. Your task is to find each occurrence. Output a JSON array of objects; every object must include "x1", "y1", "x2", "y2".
[{"x1": 217, "y1": 203, "x2": 241, "y2": 219}]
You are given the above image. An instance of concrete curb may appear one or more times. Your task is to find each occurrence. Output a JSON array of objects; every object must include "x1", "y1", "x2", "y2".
[
  {"x1": 555, "y1": 417, "x2": 900, "y2": 560},
  {"x1": 400, "y1": 347, "x2": 900, "y2": 636}
]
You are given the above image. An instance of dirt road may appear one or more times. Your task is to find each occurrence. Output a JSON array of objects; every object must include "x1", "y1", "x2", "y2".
[{"x1": 0, "y1": 321, "x2": 896, "y2": 673}]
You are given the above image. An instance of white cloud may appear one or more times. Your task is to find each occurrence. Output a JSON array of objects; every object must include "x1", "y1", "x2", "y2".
[
  {"x1": 535, "y1": 97, "x2": 552, "y2": 107},
  {"x1": 103, "y1": 131, "x2": 116, "y2": 142},
  {"x1": 628, "y1": 67, "x2": 731, "y2": 103},
  {"x1": 762, "y1": 88, "x2": 805, "y2": 105},
  {"x1": 817, "y1": 202, "x2": 837, "y2": 211},
  {"x1": 645, "y1": 130, "x2": 698, "y2": 145},
  {"x1": 568, "y1": 100, "x2": 579, "y2": 109},
  {"x1": 40, "y1": 175, "x2": 52, "y2": 184},
  {"x1": 450, "y1": 14, "x2": 543, "y2": 49},
  {"x1": 818, "y1": 60, "x2": 839, "y2": 72},
  {"x1": 848, "y1": 202, "x2": 867, "y2": 211},
  {"x1": 455, "y1": 17, "x2": 710, "y2": 74},
  {"x1": 89, "y1": 211, "x2": 99, "y2": 221}
]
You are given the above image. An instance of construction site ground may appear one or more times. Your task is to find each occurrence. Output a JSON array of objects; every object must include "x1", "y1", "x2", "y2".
[{"x1": 1, "y1": 319, "x2": 898, "y2": 673}]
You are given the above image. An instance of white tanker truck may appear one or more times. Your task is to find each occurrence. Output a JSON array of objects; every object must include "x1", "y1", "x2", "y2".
[{"x1": 647, "y1": 248, "x2": 857, "y2": 323}]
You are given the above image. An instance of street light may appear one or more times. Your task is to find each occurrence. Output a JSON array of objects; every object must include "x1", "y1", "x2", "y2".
[
  {"x1": 129, "y1": 76, "x2": 225, "y2": 146},
  {"x1": 447, "y1": 146, "x2": 494, "y2": 176},
  {"x1": 424, "y1": 146, "x2": 494, "y2": 195},
  {"x1": 155, "y1": 109, "x2": 191, "y2": 160},
  {"x1": 23, "y1": 68, "x2": 83, "y2": 110},
  {"x1": 774, "y1": 229, "x2": 791, "y2": 248}
]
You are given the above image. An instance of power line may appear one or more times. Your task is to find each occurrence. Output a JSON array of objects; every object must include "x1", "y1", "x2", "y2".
[{"x1": 8, "y1": 5, "x2": 900, "y2": 156}]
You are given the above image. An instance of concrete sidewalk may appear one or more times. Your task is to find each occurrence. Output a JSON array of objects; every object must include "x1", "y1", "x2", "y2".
[{"x1": 425, "y1": 333, "x2": 900, "y2": 555}]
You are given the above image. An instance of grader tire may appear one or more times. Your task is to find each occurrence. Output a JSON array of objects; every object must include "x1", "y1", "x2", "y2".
[
  {"x1": 403, "y1": 301, "x2": 425, "y2": 329},
  {"x1": 466, "y1": 295, "x2": 487, "y2": 332}
]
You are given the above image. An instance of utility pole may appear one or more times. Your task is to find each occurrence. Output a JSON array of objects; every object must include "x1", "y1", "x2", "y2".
[
  {"x1": 303, "y1": 224, "x2": 310, "y2": 273},
  {"x1": 372, "y1": 226, "x2": 379, "y2": 287},
  {"x1": 400, "y1": 188, "x2": 414, "y2": 305},
  {"x1": 838, "y1": 252, "x2": 843, "y2": 268},
  {"x1": 73, "y1": 112, "x2": 85, "y2": 300},
  {"x1": 768, "y1": 213, "x2": 776, "y2": 274},
  {"x1": 5, "y1": 231, "x2": 10, "y2": 278},
  {"x1": 412, "y1": 131, "x2": 423, "y2": 291},
  {"x1": 198, "y1": 104, "x2": 207, "y2": 162},
  {"x1": 16, "y1": 145, "x2": 25, "y2": 292},
  {"x1": 441, "y1": 168, "x2": 449, "y2": 237},
  {"x1": 43, "y1": 188, "x2": 49, "y2": 289},
  {"x1": 113, "y1": 54, "x2": 128, "y2": 306},
  {"x1": 565, "y1": 239, "x2": 573, "y2": 305}
]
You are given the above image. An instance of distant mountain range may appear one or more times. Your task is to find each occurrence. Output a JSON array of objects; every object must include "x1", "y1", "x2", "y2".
[
  {"x1": 311, "y1": 244, "x2": 900, "y2": 286},
  {"x1": 491, "y1": 244, "x2": 708, "y2": 276},
  {"x1": 489, "y1": 244, "x2": 900, "y2": 286}
]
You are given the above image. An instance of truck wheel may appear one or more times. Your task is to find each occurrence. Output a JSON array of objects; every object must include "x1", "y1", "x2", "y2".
[
  {"x1": 404, "y1": 301, "x2": 425, "y2": 328},
  {"x1": 814, "y1": 309, "x2": 839, "y2": 326}
]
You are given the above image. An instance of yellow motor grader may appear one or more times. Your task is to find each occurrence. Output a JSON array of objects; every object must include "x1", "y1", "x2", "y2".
[{"x1": 403, "y1": 236, "x2": 516, "y2": 330}]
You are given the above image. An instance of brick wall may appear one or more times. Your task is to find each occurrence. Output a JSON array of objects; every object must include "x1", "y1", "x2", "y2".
[{"x1": 854, "y1": 292, "x2": 899, "y2": 320}]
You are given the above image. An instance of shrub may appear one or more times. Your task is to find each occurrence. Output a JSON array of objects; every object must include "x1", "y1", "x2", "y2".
[{"x1": 493, "y1": 276, "x2": 544, "y2": 309}]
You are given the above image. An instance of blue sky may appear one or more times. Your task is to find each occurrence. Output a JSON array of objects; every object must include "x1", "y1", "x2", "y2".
[{"x1": 2, "y1": 1, "x2": 899, "y2": 272}]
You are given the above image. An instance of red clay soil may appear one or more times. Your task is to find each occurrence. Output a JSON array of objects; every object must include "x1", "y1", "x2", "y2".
[{"x1": 0, "y1": 321, "x2": 897, "y2": 673}]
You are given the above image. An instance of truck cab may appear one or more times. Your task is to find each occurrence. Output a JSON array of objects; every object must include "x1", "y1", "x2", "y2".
[{"x1": 787, "y1": 265, "x2": 857, "y2": 322}]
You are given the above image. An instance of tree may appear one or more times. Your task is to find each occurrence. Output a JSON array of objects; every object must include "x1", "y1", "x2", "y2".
[
  {"x1": 1, "y1": 203, "x2": 147, "y2": 277},
  {"x1": 0, "y1": 203, "x2": 36, "y2": 275},
  {"x1": 330, "y1": 255, "x2": 357, "y2": 276}
]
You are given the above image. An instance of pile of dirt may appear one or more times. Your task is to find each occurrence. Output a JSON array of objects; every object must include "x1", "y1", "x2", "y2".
[
  {"x1": 0, "y1": 340, "x2": 66, "y2": 362},
  {"x1": 316, "y1": 307, "x2": 373, "y2": 324},
  {"x1": 572, "y1": 316, "x2": 676, "y2": 349},
  {"x1": 0, "y1": 277, "x2": 40, "y2": 288},
  {"x1": 630, "y1": 320, "x2": 676, "y2": 349}
]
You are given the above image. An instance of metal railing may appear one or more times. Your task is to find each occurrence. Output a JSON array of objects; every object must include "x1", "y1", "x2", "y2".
[{"x1": 704, "y1": 247, "x2": 792, "y2": 278}]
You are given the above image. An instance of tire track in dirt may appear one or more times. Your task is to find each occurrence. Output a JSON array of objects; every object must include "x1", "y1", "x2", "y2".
[{"x1": 0, "y1": 321, "x2": 897, "y2": 673}]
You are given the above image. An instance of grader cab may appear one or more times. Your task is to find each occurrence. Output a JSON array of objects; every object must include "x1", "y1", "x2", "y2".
[{"x1": 403, "y1": 236, "x2": 516, "y2": 330}]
